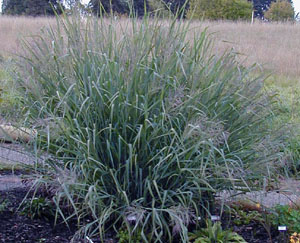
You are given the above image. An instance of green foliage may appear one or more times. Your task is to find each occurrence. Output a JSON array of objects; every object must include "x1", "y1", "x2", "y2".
[
  {"x1": 187, "y1": 0, "x2": 252, "y2": 20},
  {"x1": 2, "y1": 0, "x2": 24, "y2": 15},
  {"x1": 15, "y1": 12, "x2": 280, "y2": 241},
  {"x1": 231, "y1": 207, "x2": 263, "y2": 225},
  {"x1": 264, "y1": 0, "x2": 295, "y2": 21},
  {"x1": 20, "y1": 197, "x2": 55, "y2": 220},
  {"x1": 265, "y1": 77, "x2": 300, "y2": 176},
  {"x1": 187, "y1": 0, "x2": 221, "y2": 20},
  {"x1": 2, "y1": 0, "x2": 64, "y2": 16},
  {"x1": 87, "y1": 0, "x2": 186, "y2": 17},
  {"x1": 0, "y1": 199, "x2": 8, "y2": 213},
  {"x1": 0, "y1": 63, "x2": 22, "y2": 121},
  {"x1": 189, "y1": 221, "x2": 247, "y2": 243},
  {"x1": 271, "y1": 205, "x2": 300, "y2": 233},
  {"x1": 117, "y1": 228, "x2": 143, "y2": 243},
  {"x1": 88, "y1": 0, "x2": 147, "y2": 16}
]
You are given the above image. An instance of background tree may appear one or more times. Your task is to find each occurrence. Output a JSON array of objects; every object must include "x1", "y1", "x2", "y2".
[
  {"x1": 223, "y1": 0, "x2": 253, "y2": 20},
  {"x1": 88, "y1": 0, "x2": 148, "y2": 16},
  {"x1": 2, "y1": 0, "x2": 64, "y2": 16},
  {"x1": 2, "y1": 0, "x2": 24, "y2": 15},
  {"x1": 251, "y1": 0, "x2": 273, "y2": 18},
  {"x1": 161, "y1": 0, "x2": 187, "y2": 15},
  {"x1": 264, "y1": 0, "x2": 295, "y2": 21},
  {"x1": 187, "y1": 0, "x2": 223, "y2": 20},
  {"x1": 147, "y1": 0, "x2": 187, "y2": 17},
  {"x1": 251, "y1": 0, "x2": 292, "y2": 18},
  {"x1": 187, "y1": 0, "x2": 252, "y2": 20}
]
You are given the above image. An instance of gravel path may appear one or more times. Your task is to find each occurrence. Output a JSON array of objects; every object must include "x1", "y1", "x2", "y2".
[
  {"x1": 0, "y1": 143, "x2": 35, "y2": 165},
  {"x1": 218, "y1": 188, "x2": 300, "y2": 208},
  {"x1": 0, "y1": 175, "x2": 26, "y2": 191},
  {"x1": 0, "y1": 143, "x2": 35, "y2": 191}
]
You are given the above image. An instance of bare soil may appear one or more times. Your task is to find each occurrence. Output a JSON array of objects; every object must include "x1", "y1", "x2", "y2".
[{"x1": 0, "y1": 188, "x2": 77, "y2": 243}]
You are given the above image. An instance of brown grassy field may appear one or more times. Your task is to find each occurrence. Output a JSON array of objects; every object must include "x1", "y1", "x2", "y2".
[
  {"x1": 0, "y1": 16, "x2": 55, "y2": 57},
  {"x1": 0, "y1": 15, "x2": 299, "y2": 78},
  {"x1": 202, "y1": 21, "x2": 300, "y2": 78}
]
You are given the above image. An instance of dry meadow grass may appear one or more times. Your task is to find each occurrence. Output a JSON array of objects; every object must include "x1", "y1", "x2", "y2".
[
  {"x1": 0, "y1": 15, "x2": 299, "y2": 77},
  {"x1": 198, "y1": 21, "x2": 300, "y2": 78},
  {"x1": 0, "y1": 16, "x2": 55, "y2": 57}
]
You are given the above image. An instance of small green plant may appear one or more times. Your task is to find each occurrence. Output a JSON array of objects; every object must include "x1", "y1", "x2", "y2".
[
  {"x1": 229, "y1": 203, "x2": 274, "y2": 241},
  {"x1": 271, "y1": 205, "x2": 300, "y2": 233},
  {"x1": 189, "y1": 220, "x2": 247, "y2": 243},
  {"x1": 117, "y1": 228, "x2": 143, "y2": 243},
  {"x1": 20, "y1": 197, "x2": 55, "y2": 220},
  {"x1": 231, "y1": 207, "x2": 263, "y2": 225},
  {"x1": 0, "y1": 199, "x2": 8, "y2": 213}
]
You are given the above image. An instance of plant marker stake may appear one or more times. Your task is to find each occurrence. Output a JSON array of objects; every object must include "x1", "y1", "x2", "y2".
[
  {"x1": 127, "y1": 215, "x2": 137, "y2": 223},
  {"x1": 278, "y1": 226, "x2": 287, "y2": 231},
  {"x1": 278, "y1": 226, "x2": 287, "y2": 242}
]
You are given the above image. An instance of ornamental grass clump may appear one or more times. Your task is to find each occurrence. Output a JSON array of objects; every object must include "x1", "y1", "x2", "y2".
[{"x1": 15, "y1": 13, "x2": 280, "y2": 242}]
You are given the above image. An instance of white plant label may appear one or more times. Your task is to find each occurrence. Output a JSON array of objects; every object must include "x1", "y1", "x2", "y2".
[
  {"x1": 278, "y1": 226, "x2": 287, "y2": 231},
  {"x1": 211, "y1": 215, "x2": 220, "y2": 221}
]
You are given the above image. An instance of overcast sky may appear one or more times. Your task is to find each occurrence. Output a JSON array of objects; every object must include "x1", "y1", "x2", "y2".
[
  {"x1": 294, "y1": 0, "x2": 300, "y2": 14},
  {"x1": 0, "y1": 0, "x2": 300, "y2": 15}
]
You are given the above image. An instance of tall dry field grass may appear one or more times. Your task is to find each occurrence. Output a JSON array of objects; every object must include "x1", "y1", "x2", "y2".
[
  {"x1": 0, "y1": 16, "x2": 55, "y2": 57},
  {"x1": 0, "y1": 15, "x2": 299, "y2": 77},
  {"x1": 200, "y1": 21, "x2": 300, "y2": 78}
]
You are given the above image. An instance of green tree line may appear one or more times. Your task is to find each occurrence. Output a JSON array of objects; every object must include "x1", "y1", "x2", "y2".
[{"x1": 1, "y1": 0, "x2": 295, "y2": 21}]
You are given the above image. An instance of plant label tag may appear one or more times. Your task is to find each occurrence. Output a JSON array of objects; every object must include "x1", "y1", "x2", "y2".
[
  {"x1": 211, "y1": 215, "x2": 220, "y2": 221},
  {"x1": 127, "y1": 216, "x2": 137, "y2": 222},
  {"x1": 278, "y1": 226, "x2": 287, "y2": 231}
]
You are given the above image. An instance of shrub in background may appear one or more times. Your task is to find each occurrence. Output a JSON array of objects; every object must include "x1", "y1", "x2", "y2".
[
  {"x1": 264, "y1": 0, "x2": 295, "y2": 21},
  {"x1": 88, "y1": 0, "x2": 148, "y2": 16},
  {"x1": 187, "y1": 0, "x2": 222, "y2": 20},
  {"x1": 222, "y1": 0, "x2": 253, "y2": 20},
  {"x1": 187, "y1": 0, "x2": 252, "y2": 20},
  {"x1": 15, "y1": 13, "x2": 281, "y2": 242}
]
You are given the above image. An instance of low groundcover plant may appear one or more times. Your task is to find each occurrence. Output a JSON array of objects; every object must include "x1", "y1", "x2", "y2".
[{"x1": 14, "y1": 11, "x2": 283, "y2": 242}]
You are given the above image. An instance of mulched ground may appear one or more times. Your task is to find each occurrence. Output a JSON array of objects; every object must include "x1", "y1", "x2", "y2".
[
  {"x1": 0, "y1": 188, "x2": 78, "y2": 243},
  {"x1": 0, "y1": 189, "x2": 283, "y2": 243},
  {"x1": 231, "y1": 222, "x2": 282, "y2": 243}
]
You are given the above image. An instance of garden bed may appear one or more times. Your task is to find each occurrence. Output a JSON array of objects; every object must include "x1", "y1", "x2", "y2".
[
  {"x1": 0, "y1": 182, "x2": 289, "y2": 242},
  {"x1": 0, "y1": 188, "x2": 76, "y2": 243}
]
